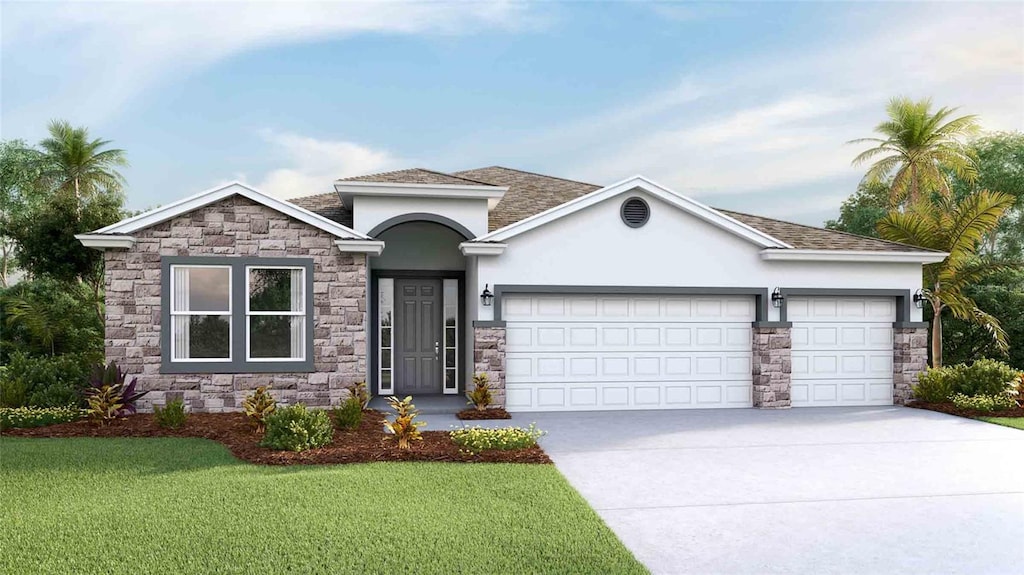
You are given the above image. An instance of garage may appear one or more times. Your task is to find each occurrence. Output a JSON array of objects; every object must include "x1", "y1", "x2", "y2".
[
  {"x1": 502, "y1": 293, "x2": 755, "y2": 411},
  {"x1": 789, "y1": 296, "x2": 895, "y2": 407}
]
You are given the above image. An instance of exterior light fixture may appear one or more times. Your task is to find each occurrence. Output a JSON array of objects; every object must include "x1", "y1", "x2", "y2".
[
  {"x1": 480, "y1": 284, "x2": 494, "y2": 307},
  {"x1": 912, "y1": 289, "x2": 925, "y2": 309},
  {"x1": 771, "y1": 288, "x2": 784, "y2": 308}
]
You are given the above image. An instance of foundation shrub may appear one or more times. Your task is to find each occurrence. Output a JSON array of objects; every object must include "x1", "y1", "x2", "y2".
[{"x1": 260, "y1": 404, "x2": 333, "y2": 452}]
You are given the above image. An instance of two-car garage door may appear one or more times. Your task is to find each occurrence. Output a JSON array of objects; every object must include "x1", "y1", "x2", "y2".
[{"x1": 503, "y1": 294, "x2": 755, "y2": 411}]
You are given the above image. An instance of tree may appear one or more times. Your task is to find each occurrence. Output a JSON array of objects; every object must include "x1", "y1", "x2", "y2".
[
  {"x1": 850, "y1": 97, "x2": 980, "y2": 206},
  {"x1": 824, "y1": 180, "x2": 889, "y2": 238},
  {"x1": 951, "y1": 132, "x2": 1024, "y2": 260},
  {"x1": 0, "y1": 140, "x2": 49, "y2": 286},
  {"x1": 940, "y1": 267, "x2": 1024, "y2": 370},
  {"x1": 878, "y1": 191, "x2": 1016, "y2": 367},
  {"x1": 37, "y1": 120, "x2": 127, "y2": 212}
]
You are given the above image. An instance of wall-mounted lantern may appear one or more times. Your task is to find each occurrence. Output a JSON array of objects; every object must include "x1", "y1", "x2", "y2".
[
  {"x1": 771, "y1": 288, "x2": 784, "y2": 308},
  {"x1": 912, "y1": 289, "x2": 925, "y2": 309},
  {"x1": 480, "y1": 284, "x2": 494, "y2": 307}
]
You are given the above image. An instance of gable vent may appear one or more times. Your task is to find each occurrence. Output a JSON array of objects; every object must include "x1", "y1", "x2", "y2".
[{"x1": 620, "y1": 197, "x2": 650, "y2": 228}]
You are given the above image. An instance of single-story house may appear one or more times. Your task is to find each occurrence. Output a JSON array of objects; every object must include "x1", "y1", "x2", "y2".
[{"x1": 78, "y1": 167, "x2": 942, "y2": 412}]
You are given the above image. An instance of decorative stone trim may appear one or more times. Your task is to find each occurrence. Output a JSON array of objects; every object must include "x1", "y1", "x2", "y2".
[
  {"x1": 473, "y1": 326, "x2": 506, "y2": 408},
  {"x1": 752, "y1": 326, "x2": 792, "y2": 408},
  {"x1": 893, "y1": 327, "x2": 928, "y2": 405},
  {"x1": 104, "y1": 195, "x2": 367, "y2": 413}
]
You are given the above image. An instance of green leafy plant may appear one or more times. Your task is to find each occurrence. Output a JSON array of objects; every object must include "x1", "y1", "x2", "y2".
[
  {"x1": 466, "y1": 373, "x2": 493, "y2": 411},
  {"x1": 913, "y1": 360, "x2": 1018, "y2": 402},
  {"x1": 912, "y1": 368, "x2": 957, "y2": 403},
  {"x1": 383, "y1": 395, "x2": 425, "y2": 450},
  {"x1": 0, "y1": 406, "x2": 85, "y2": 430},
  {"x1": 260, "y1": 404, "x2": 334, "y2": 452},
  {"x1": 450, "y1": 424, "x2": 545, "y2": 454},
  {"x1": 242, "y1": 386, "x2": 276, "y2": 433},
  {"x1": 153, "y1": 399, "x2": 188, "y2": 429},
  {"x1": 332, "y1": 395, "x2": 363, "y2": 430},
  {"x1": 345, "y1": 381, "x2": 370, "y2": 410},
  {"x1": 0, "y1": 352, "x2": 97, "y2": 408},
  {"x1": 950, "y1": 393, "x2": 1017, "y2": 412},
  {"x1": 1014, "y1": 373, "x2": 1024, "y2": 407},
  {"x1": 85, "y1": 361, "x2": 146, "y2": 424},
  {"x1": 0, "y1": 372, "x2": 27, "y2": 408}
]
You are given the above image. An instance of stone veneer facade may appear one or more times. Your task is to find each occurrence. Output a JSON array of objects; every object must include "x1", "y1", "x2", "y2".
[
  {"x1": 751, "y1": 326, "x2": 793, "y2": 408},
  {"x1": 893, "y1": 326, "x2": 929, "y2": 405},
  {"x1": 473, "y1": 326, "x2": 507, "y2": 408},
  {"x1": 104, "y1": 196, "x2": 367, "y2": 412}
]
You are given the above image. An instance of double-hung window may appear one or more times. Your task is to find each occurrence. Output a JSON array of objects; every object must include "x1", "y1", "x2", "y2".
[{"x1": 161, "y1": 257, "x2": 314, "y2": 373}]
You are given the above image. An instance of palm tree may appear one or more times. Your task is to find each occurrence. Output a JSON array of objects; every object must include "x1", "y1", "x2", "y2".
[
  {"x1": 37, "y1": 120, "x2": 127, "y2": 212},
  {"x1": 850, "y1": 97, "x2": 980, "y2": 206},
  {"x1": 877, "y1": 190, "x2": 1016, "y2": 367}
]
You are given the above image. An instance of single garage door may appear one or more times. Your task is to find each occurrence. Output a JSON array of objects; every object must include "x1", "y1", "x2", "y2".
[
  {"x1": 503, "y1": 293, "x2": 754, "y2": 411},
  {"x1": 790, "y1": 296, "x2": 894, "y2": 407}
]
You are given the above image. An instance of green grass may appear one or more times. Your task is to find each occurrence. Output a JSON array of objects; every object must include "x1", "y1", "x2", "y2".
[
  {"x1": 977, "y1": 417, "x2": 1024, "y2": 430},
  {"x1": 0, "y1": 438, "x2": 645, "y2": 575}
]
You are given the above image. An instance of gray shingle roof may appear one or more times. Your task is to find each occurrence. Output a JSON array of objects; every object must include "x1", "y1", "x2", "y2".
[{"x1": 287, "y1": 166, "x2": 936, "y2": 253}]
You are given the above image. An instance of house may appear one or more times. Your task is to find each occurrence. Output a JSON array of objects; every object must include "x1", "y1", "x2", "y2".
[{"x1": 77, "y1": 167, "x2": 942, "y2": 412}]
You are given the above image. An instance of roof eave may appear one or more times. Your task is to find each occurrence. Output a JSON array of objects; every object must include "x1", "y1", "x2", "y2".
[{"x1": 760, "y1": 249, "x2": 948, "y2": 263}]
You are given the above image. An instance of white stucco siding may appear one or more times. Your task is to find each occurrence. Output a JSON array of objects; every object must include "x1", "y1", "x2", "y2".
[
  {"x1": 474, "y1": 190, "x2": 924, "y2": 322},
  {"x1": 353, "y1": 196, "x2": 489, "y2": 238}
]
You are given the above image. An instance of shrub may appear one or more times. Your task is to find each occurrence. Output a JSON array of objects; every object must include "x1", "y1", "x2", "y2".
[
  {"x1": 0, "y1": 371, "x2": 27, "y2": 408},
  {"x1": 345, "y1": 381, "x2": 370, "y2": 410},
  {"x1": 383, "y1": 395, "x2": 424, "y2": 450},
  {"x1": 912, "y1": 360, "x2": 1018, "y2": 402},
  {"x1": 950, "y1": 393, "x2": 1017, "y2": 412},
  {"x1": 260, "y1": 404, "x2": 334, "y2": 452},
  {"x1": 0, "y1": 352, "x2": 97, "y2": 408},
  {"x1": 1014, "y1": 373, "x2": 1024, "y2": 406},
  {"x1": 332, "y1": 395, "x2": 363, "y2": 430},
  {"x1": 85, "y1": 362, "x2": 147, "y2": 423},
  {"x1": 912, "y1": 368, "x2": 956, "y2": 403},
  {"x1": 0, "y1": 406, "x2": 85, "y2": 430},
  {"x1": 450, "y1": 424, "x2": 545, "y2": 454},
  {"x1": 242, "y1": 386, "x2": 276, "y2": 433},
  {"x1": 153, "y1": 399, "x2": 188, "y2": 429},
  {"x1": 466, "y1": 373, "x2": 492, "y2": 411}
]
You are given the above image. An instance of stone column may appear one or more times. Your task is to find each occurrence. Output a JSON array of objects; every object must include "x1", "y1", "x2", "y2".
[
  {"x1": 893, "y1": 327, "x2": 929, "y2": 405},
  {"x1": 752, "y1": 326, "x2": 792, "y2": 408},
  {"x1": 473, "y1": 326, "x2": 506, "y2": 408}
]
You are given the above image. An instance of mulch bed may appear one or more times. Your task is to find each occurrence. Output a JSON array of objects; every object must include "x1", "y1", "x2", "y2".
[
  {"x1": 907, "y1": 401, "x2": 1024, "y2": 419},
  {"x1": 2, "y1": 410, "x2": 551, "y2": 466},
  {"x1": 456, "y1": 408, "x2": 512, "y2": 420}
]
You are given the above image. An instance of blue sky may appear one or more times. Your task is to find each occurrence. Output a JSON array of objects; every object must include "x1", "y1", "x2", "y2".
[{"x1": 2, "y1": 1, "x2": 1022, "y2": 225}]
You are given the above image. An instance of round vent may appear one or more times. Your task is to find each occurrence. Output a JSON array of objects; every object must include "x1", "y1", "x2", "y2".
[{"x1": 620, "y1": 197, "x2": 650, "y2": 228}]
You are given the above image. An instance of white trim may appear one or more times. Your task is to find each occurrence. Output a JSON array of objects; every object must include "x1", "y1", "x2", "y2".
[
  {"x1": 378, "y1": 278, "x2": 395, "y2": 396},
  {"x1": 75, "y1": 234, "x2": 136, "y2": 250},
  {"x1": 334, "y1": 181, "x2": 507, "y2": 209},
  {"x1": 91, "y1": 181, "x2": 370, "y2": 239},
  {"x1": 471, "y1": 175, "x2": 793, "y2": 249},
  {"x1": 442, "y1": 278, "x2": 459, "y2": 395},
  {"x1": 244, "y1": 265, "x2": 307, "y2": 363},
  {"x1": 169, "y1": 264, "x2": 232, "y2": 363},
  {"x1": 459, "y1": 242, "x2": 507, "y2": 256},
  {"x1": 334, "y1": 239, "x2": 385, "y2": 255},
  {"x1": 760, "y1": 249, "x2": 948, "y2": 263}
]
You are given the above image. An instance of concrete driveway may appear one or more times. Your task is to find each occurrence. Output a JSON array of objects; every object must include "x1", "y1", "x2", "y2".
[{"x1": 525, "y1": 407, "x2": 1024, "y2": 575}]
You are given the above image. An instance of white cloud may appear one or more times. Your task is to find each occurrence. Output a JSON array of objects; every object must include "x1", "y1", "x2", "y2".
[
  {"x1": 255, "y1": 130, "x2": 404, "y2": 199},
  {"x1": 1, "y1": 1, "x2": 538, "y2": 129}
]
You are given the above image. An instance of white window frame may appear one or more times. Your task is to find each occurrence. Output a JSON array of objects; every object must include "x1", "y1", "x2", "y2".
[
  {"x1": 378, "y1": 278, "x2": 395, "y2": 395},
  {"x1": 168, "y1": 264, "x2": 233, "y2": 363},
  {"x1": 443, "y1": 278, "x2": 458, "y2": 395},
  {"x1": 244, "y1": 265, "x2": 307, "y2": 363}
]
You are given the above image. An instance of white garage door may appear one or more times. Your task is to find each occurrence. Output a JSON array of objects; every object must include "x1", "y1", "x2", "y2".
[
  {"x1": 790, "y1": 296, "x2": 894, "y2": 407},
  {"x1": 503, "y1": 294, "x2": 754, "y2": 411}
]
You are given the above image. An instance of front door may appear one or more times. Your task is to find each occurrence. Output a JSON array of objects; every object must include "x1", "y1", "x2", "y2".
[{"x1": 394, "y1": 278, "x2": 443, "y2": 394}]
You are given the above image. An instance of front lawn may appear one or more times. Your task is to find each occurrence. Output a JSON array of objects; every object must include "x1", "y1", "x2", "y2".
[
  {"x1": 977, "y1": 417, "x2": 1024, "y2": 430},
  {"x1": 0, "y1": 438, "x2": 645, "y2": 574}
]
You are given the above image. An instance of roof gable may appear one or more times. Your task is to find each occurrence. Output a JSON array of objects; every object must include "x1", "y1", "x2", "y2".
[{"x1": 94, "y1": 182, "x2": 369, "y2": 239}]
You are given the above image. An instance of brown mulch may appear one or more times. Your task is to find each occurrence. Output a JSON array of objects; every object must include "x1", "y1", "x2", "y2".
[
  {"x1": 2, "y1": 410, "x2": 551, "y2": 466},
  {"x1": 907, "y1": 401, "x2": 1024, "y2": 419},
  {"x1": 456, "y1": 408, "x2": 512, "y2": 420}
]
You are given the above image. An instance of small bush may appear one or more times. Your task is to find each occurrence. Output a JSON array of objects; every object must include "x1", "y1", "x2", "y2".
[
  {"x1": 950, "y1": 393, "x2": 1017, "y2": 412},
  {"x1": 913, "y1": 368, "x2": 956, "y2": 403},
  {"x1": 0, "y1": 352, "x2": 98, "y2": 408},
  {"x1": 912, "y1": 360, "x2": 1018, "y2": 402},
  {"x1": 0, "y1": 406, "x2": 85, "y2": 430},
  {"x1": 242, "y1": 386, "x2": 276, "y2": 433},
  {"x1": 383, "y1": 395, "x2": 424, "y2": 450},
  {"x1": 332, "y1": 395, "x2": 363, "y2": 430},
  {"x1": 450, "y1": 424, "x2": 545, "y2": 454},
  {"x1": 0, "y1": 372, "x2": 27, "y2": 408},
  {"x1": 1013, "y1": 373, "x2": 1024, "y2": 407},
  {"x1": 345, "y1": 381, "x2": 370, "y2": 410},
  {"x1": 466, "y1": 373, "x2": 492, "y2": 411},
  {"x1": 260, "y1": 404, "x2": 333, "y2": 452},
  {"x1": 153, "y1": 399, "x2": 188, "y2": 429},
  {"x1": 85, "y1": 362, "x2": 147, "y2": 423}
]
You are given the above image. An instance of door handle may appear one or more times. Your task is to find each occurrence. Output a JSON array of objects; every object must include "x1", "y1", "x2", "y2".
[{"x1": 434, "y1": 341, "x2": 440, "y2": 361}]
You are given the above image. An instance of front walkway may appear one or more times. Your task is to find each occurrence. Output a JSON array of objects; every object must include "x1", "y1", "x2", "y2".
[{"x1": 522, "y1": 407, "x2": 1024, "y2": 574}]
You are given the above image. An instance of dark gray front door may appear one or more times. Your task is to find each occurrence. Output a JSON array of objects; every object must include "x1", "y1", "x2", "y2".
[{"x1": 394, "y1": 278, "x2": 443, "y2": 395}]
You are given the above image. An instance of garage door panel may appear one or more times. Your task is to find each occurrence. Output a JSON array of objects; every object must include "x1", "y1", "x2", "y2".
[
  {"x1": 788, "y1": 297, "x2": 895, "y2": 322},
  {"x1": 504, "y1": 294, "x2": 754, "y2": 411},
  {"x1": 792, "y1": 351, "x2": 892, "y2": 378}
]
